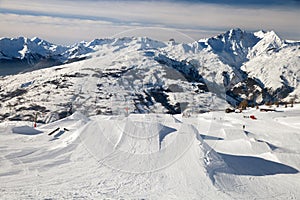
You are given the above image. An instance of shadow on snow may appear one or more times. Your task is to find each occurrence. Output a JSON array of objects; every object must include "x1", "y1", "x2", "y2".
[{"x1": 218, "y1": 153, "x2": 299, "y2": 176}]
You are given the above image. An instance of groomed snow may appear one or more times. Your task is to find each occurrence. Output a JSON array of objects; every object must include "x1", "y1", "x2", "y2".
[{"x1": 0, "y1": 105, "x2": 299, "y2": 199}]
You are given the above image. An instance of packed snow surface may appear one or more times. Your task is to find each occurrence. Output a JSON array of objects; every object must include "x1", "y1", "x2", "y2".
[{"x1": 0, "y1": 105, "x2": 299, "y2": 199}]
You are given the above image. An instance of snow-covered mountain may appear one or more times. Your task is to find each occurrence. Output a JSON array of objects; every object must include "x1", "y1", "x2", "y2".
[
  {"x1": 0, "y1": 37, "x2": 98, "y2": 76},
  {"x1": 0, "y1": 29, "x2": 299, "y2": 123}
]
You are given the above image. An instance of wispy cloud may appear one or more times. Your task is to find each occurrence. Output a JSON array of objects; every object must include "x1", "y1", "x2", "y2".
[
  {"x1": 174, "y1": 0, "x2": 300, "y2": 7},
  {"x1": 0, "y1": 0, "x2": 299, "y2": 44}
]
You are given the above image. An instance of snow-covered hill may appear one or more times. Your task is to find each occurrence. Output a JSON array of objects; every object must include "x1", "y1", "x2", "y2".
[{"x1": 0, "y1": 29, "x2": 299, "y2": 123}]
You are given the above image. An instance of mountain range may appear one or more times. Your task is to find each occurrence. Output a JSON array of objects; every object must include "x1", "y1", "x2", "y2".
[{"x1": 0, "y1": 28, "x2": 299, "y2": 123}]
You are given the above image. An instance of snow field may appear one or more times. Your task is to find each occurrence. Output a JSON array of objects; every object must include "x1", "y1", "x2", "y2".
[{"x1": 0, "y1": 105, "x2": 300, "y2": 199}]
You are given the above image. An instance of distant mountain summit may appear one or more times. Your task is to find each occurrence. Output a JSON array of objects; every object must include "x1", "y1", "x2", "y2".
[
  {"x1": 204, "y1": 28, "x2": 261, "y2": 68},
  {"x1": 0, "y1": 29, "x2": 299, "y2": 122}
]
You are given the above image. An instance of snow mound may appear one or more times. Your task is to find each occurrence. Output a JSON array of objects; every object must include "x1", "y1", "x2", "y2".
[
  {"x1": 40, "y1": 112, "x2": 89, "y2": 130},
  {"x1": 76, "y1": 114, "x2": 225, "y2": 174}
]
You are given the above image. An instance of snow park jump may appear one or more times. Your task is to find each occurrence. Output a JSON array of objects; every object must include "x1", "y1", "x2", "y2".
[{"x1": 1, "y1": 104, "x2": 300, "y2": 199}]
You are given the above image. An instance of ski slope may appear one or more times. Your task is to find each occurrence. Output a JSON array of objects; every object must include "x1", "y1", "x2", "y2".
[{"x1": 0, "y1": 105, "x2": 299, "y2": 199}]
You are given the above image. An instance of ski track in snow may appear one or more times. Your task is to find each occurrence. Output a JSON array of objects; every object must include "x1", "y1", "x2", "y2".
[{"x1": 0, "y1": 106, "x2": 300, "y2": 199}]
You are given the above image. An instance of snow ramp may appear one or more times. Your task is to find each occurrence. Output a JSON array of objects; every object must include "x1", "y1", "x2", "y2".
[
  {"x1": 73, "y1": 114, "x2": 231, "y2": 198},
  {"x1": 78, "y1": 114, "x2": 221, "y2": 173}
]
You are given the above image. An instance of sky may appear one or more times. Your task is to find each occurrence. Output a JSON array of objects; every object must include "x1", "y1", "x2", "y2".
[{"x1": 0, "y1": 0, "x2": 300, "y2": 45}]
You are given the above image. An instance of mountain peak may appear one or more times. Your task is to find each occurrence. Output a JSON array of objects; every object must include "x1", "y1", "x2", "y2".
[
  {"x1": 249, "y1": 30, "x2": 283, "y2": 57},
  {"x1": 254, "y1": 30, "x2": 282, "y2": 47},
  {"x1": 254, "y1": 30, "x2": 280, "y2": 39},
  {"x1": 204, "y1": 29, "x2": 260, "y2": 68},
  {"x1": 227, "y1": 28, "x2": 244, "y2": 38},
  {"x1": 31, "y1": 37, "x2": 42, "y2": 43},
  {"x1": 0, "y1": 37, "x2": 29, "y2": 59}
]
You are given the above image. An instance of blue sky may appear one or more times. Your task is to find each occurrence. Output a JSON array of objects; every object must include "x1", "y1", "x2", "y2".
[{"x1": 0, "y1": 0, "x2": 299, "y2": 44}]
